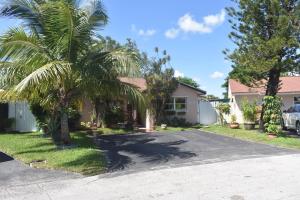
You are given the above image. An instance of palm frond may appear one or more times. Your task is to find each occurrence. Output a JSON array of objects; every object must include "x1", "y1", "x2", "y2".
[
  {"x1": 14, "y1": 61, "x2": 71, "y2": 92},
  {"x1": 0, "y1": 0, "x2": 43, "y2": 31},
  {"x1": 105, "y1": 47, "x2": 141, "y2": 77}
]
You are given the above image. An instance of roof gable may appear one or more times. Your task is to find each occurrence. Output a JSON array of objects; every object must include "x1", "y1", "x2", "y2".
[{"x1": 178, "y1": 81, "x2": 207, "y2": 95}]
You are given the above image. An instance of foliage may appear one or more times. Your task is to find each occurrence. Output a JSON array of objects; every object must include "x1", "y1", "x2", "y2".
[
  {"x1": 225, "y1": 0, "x2": 299, "y2": 129},
  {"x1": 142, "y1": 47, "x2": 178, "y2": 123},
  {"x1": 104, "y1": 105, "x2": 125, "y2": 127},
  {"x1": 230, "y1": 114, "x2": 237, "y2": 123},
  {"x1": 206, "y1": 94, "x2": 220, "y2": 101},
  {"x1": 177, "y1": 76, "x2": 199, "y2": 88},
  {"x1": 263, "y1": 96, "x2": 283, "y2": 135},
  {"x1": 241, "y1": 99, "x2": 257, "y2": 123},
  {"x1": 266, "y1": 124, "x2": 282, "y2": 136},
  {"x1": 0, "y1": 1, "x2": 142, "y2": 144},
  {"x1": 216, "y1": 103, "x2": 230, "y2": 125},
  {"x1": 30, "y1": 103, "x2": 48, "y2": 131},
  {"x1": 0, "y1": 118, "x2": 14, "y2": 131},
  {"x1": 225, "y1": 0, "x2": 299, "y2": 96},
  {"x1": 161, "y1": 117, "x2": 191, "y2": 127}
]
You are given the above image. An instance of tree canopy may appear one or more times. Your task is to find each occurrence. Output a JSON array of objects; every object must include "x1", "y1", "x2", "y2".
[
  {"x1": 225, "y1": 0, "x2": 300, "y2": 96},
  {"x1": 177, "y1": 76, "x2": 199, "y2": 88},
  {"x1": 0, "y1": 0, "x2": 142, "y2": 144}
]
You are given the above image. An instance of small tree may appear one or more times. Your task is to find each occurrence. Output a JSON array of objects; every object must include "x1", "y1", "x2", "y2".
[
  {"x1": 216, "y1": 103, "x2": 230, "y2": 125},
  {"x1": 241, "y1": 100, "x2": 257, "y2": 123},
  {"x1": 263, "y1": 96, "x2": 283, "y2": 135}
]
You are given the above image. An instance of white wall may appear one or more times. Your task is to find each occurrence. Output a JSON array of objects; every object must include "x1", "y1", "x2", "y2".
[
  {"x1": 171, "y1": 84, "x2": 203, "y2": 124},
  {"x1": 9, "y1": 102, "x2": 37, "y2": 132},
  {"x1": 228, "y1": 85, "x2": 299, "y2": 123}
]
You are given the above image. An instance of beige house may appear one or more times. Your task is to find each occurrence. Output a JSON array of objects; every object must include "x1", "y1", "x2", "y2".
[
  {"x1": 166, "y1": 82, "x2": 207, "y2": 124},
  {"x1": 228, "y1": 77, "x2": 300, "y2": 123},
  {"x1": 79, "y1": 79, "x2": 208, "y2": 130}
]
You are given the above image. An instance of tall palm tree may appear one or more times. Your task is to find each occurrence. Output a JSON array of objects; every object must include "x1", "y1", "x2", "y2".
[{"x1": 0, "y1": 0, "x2": 141, "y2": 144}]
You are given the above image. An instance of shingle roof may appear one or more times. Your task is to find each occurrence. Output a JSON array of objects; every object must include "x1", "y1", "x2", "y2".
[
  {"x1": 229, "y1": 76, "x2": 300, "y2": 94},
  {"x1": 118, "y1": 77, "x2": 147, "y2": 91},
  {"x1": 178, "y1": 81, "x2": 207, "y2": 95}
]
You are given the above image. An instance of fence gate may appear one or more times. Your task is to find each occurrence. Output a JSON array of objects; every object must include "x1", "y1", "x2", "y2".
[
  {"x1": 198, "y1": 100, "x2": 217, "y2": 125},
  {"x1": 9, "y1": 102, "x2": 37, "y2": 132}
]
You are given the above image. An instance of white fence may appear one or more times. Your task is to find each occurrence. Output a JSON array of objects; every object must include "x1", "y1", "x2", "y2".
[
  {"x1": 9, "y1": 102, "x2": 37, "y2": 132},
  {"x1": 198, "y1": 100, "x2": 218, "y2": 125}
]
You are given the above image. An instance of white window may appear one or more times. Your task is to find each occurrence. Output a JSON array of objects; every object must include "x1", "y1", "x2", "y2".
[
  {"x1": 294, "y1": 97, "x2": 300, "y2": 105},
  {"x1": 165, "y1": 97, "x2": 187, "y2": 112}
]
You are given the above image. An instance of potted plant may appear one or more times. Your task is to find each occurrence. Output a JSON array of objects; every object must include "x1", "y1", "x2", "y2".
[
  {"x1": 266, "y1": 124, "x2": 281, "y2": 138},
  {"x1": 229, "y1": 115, "x2": 239, "y2": 129},
  {"x1": 241, "y1": 99, "x2": 257, "y2": 130}
]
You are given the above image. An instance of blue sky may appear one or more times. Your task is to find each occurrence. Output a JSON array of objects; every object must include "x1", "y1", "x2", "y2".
[{"x1": 0, "y1": 0, "x2": 235, "y2": 97}]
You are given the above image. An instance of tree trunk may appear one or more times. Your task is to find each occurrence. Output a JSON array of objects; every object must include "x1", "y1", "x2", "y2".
[
  {"x1": 59, "y1": 87, "x2": 71, "y2": 145},
  {"x1": 95, "y1": 98, "x2": 106, "y2": 128},
  {"x1": 60, "y1": 108, "x2": 71, "y2": 145},
  {"x1": 259, "y1": 68, "x2": 281, "y2": 131}
]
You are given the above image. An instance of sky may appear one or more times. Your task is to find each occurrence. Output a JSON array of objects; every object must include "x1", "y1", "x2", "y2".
[{"x1": 0, "y1": 0, "x2": 236, "y2": 97}]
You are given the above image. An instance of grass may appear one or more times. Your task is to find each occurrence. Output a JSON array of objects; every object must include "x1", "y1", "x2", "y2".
[
  {"x1": 201, "y1": 125, "x2": 300, "y2": 150},
  {"x1": 97, "y1": 127, "x2": 133, "y2": 135},
  {"x1": 0, "y1": 131, "x2": 106, "y2": 176},
  {"x1": 155, "y1": 124, "x2": 203, "y2": 132}
]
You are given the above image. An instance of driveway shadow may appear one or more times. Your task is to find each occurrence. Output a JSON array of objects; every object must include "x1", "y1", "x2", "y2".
[
  {"x1": 95, "y1": 134, "x2": 196, "y2": 172},
  {"x1": 0, "y1": 152, "x2": 13, "y2": 163}
]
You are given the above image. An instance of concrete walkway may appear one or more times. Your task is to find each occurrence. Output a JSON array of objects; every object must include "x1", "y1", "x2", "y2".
[{"x1": 2, "y1": 154, "x2": 300, "y2": 200}]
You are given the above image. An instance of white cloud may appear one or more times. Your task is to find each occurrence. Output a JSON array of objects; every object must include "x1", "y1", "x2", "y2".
[
  {"x1": 165, "y1": 9, "x2": 226, "y2": 38},
  {"x1": 138, "y1": 29, "x2": 156, "y2": 37},
  {"x1": 174, "y1": 70, "x2": 184, "y2": 78},
  {"x1": 178, "y1": 13, "x2": 212, "y2": 33},
  {"x1": 165, "y1": 28, "x2": 180, "y2": 39},
  {"x1": 131, "y1": 24, "x2": 156, "y2": 37},
  {"x1": 203, "y1": 9, "x2": 226, "y2": 26},
  {"x1": 210, "y1": 71, "x2": 224, "y2": 79}
]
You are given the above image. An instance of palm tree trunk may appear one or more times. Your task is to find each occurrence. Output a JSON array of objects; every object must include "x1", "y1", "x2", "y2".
[{"x1": 61, "y1": 108, "x2": 71, "y2": 144}]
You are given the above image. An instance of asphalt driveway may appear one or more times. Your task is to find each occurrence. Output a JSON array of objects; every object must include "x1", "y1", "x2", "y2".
[{"x1": 95, "y1": 130, "x2": 298, "y2": 175}]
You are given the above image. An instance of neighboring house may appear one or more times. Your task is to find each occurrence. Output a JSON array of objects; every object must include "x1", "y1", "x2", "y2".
[
  {"x1": 166, "y1": 82, "x2": 213, "y2": 124},
  {"x1": 79, "y1": 77, "x2": 148, "y2": 128},
  {"x1": 228, "y1": 77, "x2": 300, "y2": 123},
  {"x1": 0, "y1": 78, "x2": 214, "y2": 133},
  {"x1": 80, "y1": 79, "x2": 214, "y2": 127}
]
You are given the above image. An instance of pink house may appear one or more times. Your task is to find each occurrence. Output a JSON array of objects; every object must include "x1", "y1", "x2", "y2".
[{"x1": 228, "y1": 77, "x2": 300, "y2": 123}]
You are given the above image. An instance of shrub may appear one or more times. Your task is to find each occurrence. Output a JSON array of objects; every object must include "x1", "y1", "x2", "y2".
[
  {"x1": 241, "y1": 99, "x2": 257, "y2": 123},
  {"x1": 266, "y1": 124, "x2": 283, "y2": 136},
  {"x1": 263, "y1": 96, "x2": 283, "y2": 135},
  {"x1": 231, "y1": 115, "x2": 237, "y2": 123},
  {"x1": 216, "y1": 103, "x2": 230, "y2": 125},
  {"x1": 0, "y1": 118, "x2": 15, "y2": 131},
  {"x1": 161, "y1": 117, "x2": 191, "y2": 127},
  {"x1": 104, "y1": 105, "x2": 125, "y2": 127}
]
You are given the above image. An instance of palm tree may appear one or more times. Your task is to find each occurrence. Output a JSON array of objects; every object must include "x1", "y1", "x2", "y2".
[{"x1": 0, "y1": 0, "x2": 142, "y2": 144}]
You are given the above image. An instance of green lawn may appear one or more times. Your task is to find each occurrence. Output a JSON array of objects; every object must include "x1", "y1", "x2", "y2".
[
  {"x1": 0, "y1": 131, "x2": 106, "y2": 176},
  {"x1": 97, "y1": 127, "x2": 133, "y2": 135},
  {"x1": 201, "y1": 125, "x2": 300, "y2": 150},
  {"x1": 155, "y1": 124, "x2": 203, "y2": 132}
]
